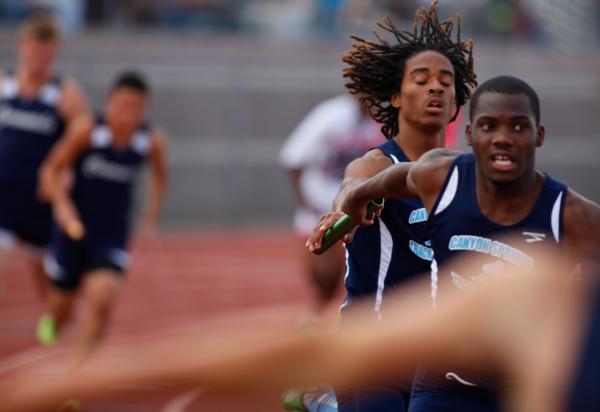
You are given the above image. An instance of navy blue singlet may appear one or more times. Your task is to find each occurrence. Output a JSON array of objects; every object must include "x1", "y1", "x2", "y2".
[
  {"x1": 72, "y1": 115, "x2": 151, "y2": 248},
  {"x1": 0, "y1": 72, "x2": 64, "y2": 185},
  {"x1": 0, "y1": 72, "x2": 65, "y2": 247},
  {"x1": 46, "y1": 116, "x2": 152, "y2": 290},
  {"x1": 338, "y1": 140, "x2": 432, "y2": 412},
  {"x1": 343, "y1": 139, "x2": 431, "y2": 317},
  {"x1": 409, "y1": 153, "x2": 567, "y2": 412},
  {"x1": 428, "y1": 153, "x2": 567, "y2": 305}
]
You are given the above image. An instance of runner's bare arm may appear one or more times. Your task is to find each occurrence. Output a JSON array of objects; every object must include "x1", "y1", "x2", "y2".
[
  {"x1": 0, "y1": 246, "x2": 581, "y2": 412},
  {"x1": 306, "y1": 150, "x2": 392, "y2": 249},
  {"x1": 562, "y1": 189, "x2": 600, "y2": 270},
  {"x1": 139, "y1": 128, "x2": 168, "y2": 233},
  {"x1": 38, "y1": 115, "x2": 93, "y2": 239},
  {"x1": 341, "y1": 149, "x2": 459, "y2": 225},
  {"x1": 332, "y1": 149, "x2": 393, "y2": 211}
]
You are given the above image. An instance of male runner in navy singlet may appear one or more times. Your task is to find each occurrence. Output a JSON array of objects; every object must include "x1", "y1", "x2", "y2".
[
  {"x1": 0, "y1": 13, "x2": 88, "y2": 299},
  {"x1": 335, "y1": 75, "x2": 600, "y2": 412},
  {"x1": 301, "y1": 2, "x2": 477, "y2": 411},
  {"x1": 38, "y1": 71, "x2": 168, "y2": 358}
]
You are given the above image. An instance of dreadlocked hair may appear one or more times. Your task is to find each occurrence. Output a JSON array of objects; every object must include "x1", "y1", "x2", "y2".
[{"x1": 342, "y1": 1, "x2": 477, "y2": 140}]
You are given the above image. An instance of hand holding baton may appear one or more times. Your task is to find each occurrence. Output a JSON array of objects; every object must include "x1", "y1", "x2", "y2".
[{"x1": 313, "y1": 199, "x2": 384, "y2": 255}]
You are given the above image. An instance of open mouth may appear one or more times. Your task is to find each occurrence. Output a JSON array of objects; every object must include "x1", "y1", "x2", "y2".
[
  {"x1": 425, "y1": 98, "x2": 444, "y2": 114},
  {"x1": 491, "y1": 154, "x2": 515, "y2": 170}
]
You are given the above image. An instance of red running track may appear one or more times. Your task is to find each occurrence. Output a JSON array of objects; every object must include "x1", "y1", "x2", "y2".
[{"x1": 0, "y1": 229, "x2": 336, "y2": 412}]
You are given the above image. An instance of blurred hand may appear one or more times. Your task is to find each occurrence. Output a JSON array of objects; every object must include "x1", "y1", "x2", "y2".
[
  {"x1": 36, "y1": 181, "x2": 51, "y2": 203},
  {"x1": 37, "y1": 169, "x2": 74, "y2": 203},
  {"x1": 53, "y1": 200, "x2": 85, "y2": 241},
  {"x1": 305, "y1": 211, "x2": 345, "y2": 252}
]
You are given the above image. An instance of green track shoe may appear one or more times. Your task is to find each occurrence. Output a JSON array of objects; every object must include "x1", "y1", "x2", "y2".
[
  {"x1": 37, "y1": 313, "x2": 58, "y2": 346},
  {"x1": 282, "y1": 389, "x2": 309, "y2": 412}
]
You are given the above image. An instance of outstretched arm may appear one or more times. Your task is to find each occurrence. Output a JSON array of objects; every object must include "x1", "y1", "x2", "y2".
[
  {"x1": 38, "y1": 115, "x2": 93, "y2": 239},
  {"x1": 340, "y1": 148, "x2": 459, "y2": 226},
  {"x1": 306, "y1": 149, "x2": 392, "y2": 251},
  {"x1": 332, "y1": 149, "x2": 393, "y2": 212},
  {"x1": 0, "y1": 245, "x2": 583, "y2": 412}
]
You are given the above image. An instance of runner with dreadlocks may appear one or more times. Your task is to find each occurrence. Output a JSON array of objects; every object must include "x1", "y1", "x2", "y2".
[{"x1": 296, "y1": 2, "x2": 477, "y2": 411}]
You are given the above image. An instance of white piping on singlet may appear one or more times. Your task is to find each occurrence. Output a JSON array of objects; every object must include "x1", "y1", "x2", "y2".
[
  {"x1": 43, "y1": 254, "x2": 63, "y2": 281},
  {"x1": 374, "y1": 219, "x2": 393, "y2": 319},
  {"x1": 0, "y1": 228, "x2": 15, "y2": 250},
  {"x1": 343, "y1": 244, "x2": 350, "y2": 283},
  {"x1": 339, "y1": 246, "x2": 351, "y2": 313},
  {"x1": 371, "y1": 151, "x2": 401, "y2": 319},
  {"x1": 91, "y1": 125, "x2": 150, "y2": 156},
  {"x1": 551, "y1": 191, "x2": 563, "y2": 242},
  {"x1": 91, "y1": 125, "x2": 112, "y2": 147},
  {"x1": 430, "y1": 257, "x2": 439, "y2": 309},
  {"x1": 434, "y1": 166, "x2": 459, "y2": 215},
  {"x1": 132, "y1": 131, "x2": 151, "y2": 155},
  {"x1": 445, "y1": 372, "x2": 478, "y2": 387},
  {"x1": 2, "y1": 76, "x2": 18, "y2": 99},
  {"x1": 428, "y1": 166, "x2": 457, "y2": 308},
  {"x1": 1, "y1": 75, "x2": 60, "y2": 106},
  {"x1": 39, "y1": 83, "x2": 60, "y2": 106}
]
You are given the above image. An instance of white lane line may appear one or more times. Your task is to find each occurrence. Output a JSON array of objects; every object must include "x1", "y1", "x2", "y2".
[{"x1": 161, "y1": 388, "x2": 206, "y2": 412}]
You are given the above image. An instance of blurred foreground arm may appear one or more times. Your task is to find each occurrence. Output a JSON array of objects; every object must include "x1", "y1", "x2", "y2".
[
  {"x1": 1, "y1": 245, "x2": 588, "y2": 412},
  {"x1": 138, "y1": 128, "x2": 168, "y2": 238}
]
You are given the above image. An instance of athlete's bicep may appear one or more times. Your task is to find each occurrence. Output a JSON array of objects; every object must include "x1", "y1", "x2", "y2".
[
  {"x1": 38, "y1": 116, "x2": 92, "y2": 201},
  {"x1": 343, "y1": 151, "x2": 393, "y2": 181},
  {"x1": 333, "y1": 151, "x2": 392, "y2": 210}
]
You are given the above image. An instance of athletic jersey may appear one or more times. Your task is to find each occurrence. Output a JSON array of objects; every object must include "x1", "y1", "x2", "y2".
[
  {"x1": 343, "y1": 139, "x2": 431, "y2": 317},
  {"x1": 71, "y1": 116, "x2": 151, "y2": 248},
  {"x1": 0, "y1": 72, "x2": 65, "y2": 186},
  {"x1": 428, "y1": 153, "x2": 567, "y2": 304},
  {"x1": 420, "y1": 152, "x2": 567, "y2": 391}
]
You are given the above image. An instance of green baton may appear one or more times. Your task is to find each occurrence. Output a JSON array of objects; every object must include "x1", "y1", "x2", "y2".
[{"x1": 313, "y1": 199, "x2": 385, "y2": 255}]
